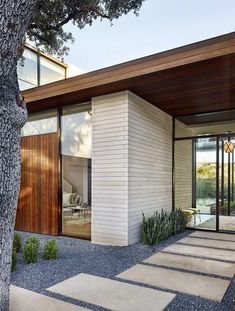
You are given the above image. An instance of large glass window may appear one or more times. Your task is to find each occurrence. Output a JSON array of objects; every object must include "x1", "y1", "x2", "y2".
[
  {"x1": 17, "y1": 47, "x2": 66, "y2": 91},
  {"x1": 21, "y1": 109, "x2": 57, "y2": 137},
  {"x1": 40, "y1": 56, "x2": 66, "y2": 85},
  {"x1": 61, "y1": 104, "x2": 92, "y2": 239},
  {"x1": 17, "y1": 48, "x2": 38, "y2": 90}
]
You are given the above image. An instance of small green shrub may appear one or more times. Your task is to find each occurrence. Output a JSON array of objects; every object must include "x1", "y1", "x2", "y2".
[
  {"x1": 13, "y1": 233, "x2": 22, "y2": 253},
  {"x1": 25, "y1": 236, "x2": 40, "y2": 251},
  {"x1": 11, "y1": 247, "x2": 17, "y2": 272},
  {"x1": 169, "y1": 209, "x2": 189, "y2": 235},
  {"x1": 44, "y1": 240, "x2": 58, "y2": 260},
  {"x1": 23, "y1": 242, "x2": 38, "y2": 264},
  {"x1": 141, "y1": 209, "x2": 189, "y2": 246}
]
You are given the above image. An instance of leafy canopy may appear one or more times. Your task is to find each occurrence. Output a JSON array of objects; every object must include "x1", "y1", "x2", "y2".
[{"x1": 26, "y1": 0, "x2": 145, "y2": 57}]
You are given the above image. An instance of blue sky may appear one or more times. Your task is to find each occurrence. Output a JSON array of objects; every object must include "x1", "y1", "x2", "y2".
[{"x1": 64, "y1": 0, "x2": 235, "y2": 72}]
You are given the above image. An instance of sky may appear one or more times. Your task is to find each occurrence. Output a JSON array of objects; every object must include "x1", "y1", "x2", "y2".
[{"x1": 64, "y1": 0, "x2": 235, "y2": 72}]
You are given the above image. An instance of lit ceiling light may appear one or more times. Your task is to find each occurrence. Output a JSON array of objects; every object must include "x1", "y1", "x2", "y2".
[{"x1": 224, "y1": 141, "x2": 234, "y2": 153}]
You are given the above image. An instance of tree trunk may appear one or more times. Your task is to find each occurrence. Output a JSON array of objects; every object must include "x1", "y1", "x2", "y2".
[{"x1": 0, "y1": 1, "x2": 38, "y2": 310}]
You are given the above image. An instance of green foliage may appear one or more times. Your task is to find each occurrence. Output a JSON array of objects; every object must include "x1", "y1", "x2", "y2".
[
  {"x1": 141, "y1": 209, "x2": 189, "y2": 246},
  {"x1": 169, "y1": 210, "x2": 189, "y2": 235},
  {"x1": 23, "y1": 236, "x2": 40, "y2": 264},
  {"x1": 25, "y1": 236, "x2": 40, "y2": 251},
  {"x1": 13, "y1": 233, "x2": 22, "y2": 253},
  {"x1": 23, "y1": 243, "x2": 38, "y2": 264},
  {"x1": 26, "y1": 0, "x2": 145, "y2": 57},
  {"x1": 11, "y1": 247, "x2": 17, "y2": 272},
  {"x1": 44, "y1": 240, "x2": 58, "y2": 260}
]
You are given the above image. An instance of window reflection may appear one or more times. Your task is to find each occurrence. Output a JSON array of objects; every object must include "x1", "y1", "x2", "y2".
[
  {"x1": 40, "y1": 56, "x2": 65, "y2": 85},
  {"x1": 17, "y1": 46, "x2": 66, "y2": 91},
  {"x1": 17, "y1": 48, "x2": 38, "y2": 89},
  {"x1": 21, "y1": 109, "x2": 57, "y2": 137},
  {"x1": 61, "y1": 104, "x2": 92, "y2": 239}
]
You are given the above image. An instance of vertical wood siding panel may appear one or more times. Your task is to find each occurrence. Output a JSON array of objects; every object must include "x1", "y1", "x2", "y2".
[{"x1": 16, "y1": 133, "x2": 59, "y2": 236}]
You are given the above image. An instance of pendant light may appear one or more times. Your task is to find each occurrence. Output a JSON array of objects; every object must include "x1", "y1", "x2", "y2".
[{"x1": 224, "y1": 141, "x2": 234, "y2": 153}]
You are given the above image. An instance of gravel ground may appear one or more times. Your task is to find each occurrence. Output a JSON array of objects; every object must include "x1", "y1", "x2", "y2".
[{"x1": 11, "y1": 230, "x2": 235, "y2": 311}]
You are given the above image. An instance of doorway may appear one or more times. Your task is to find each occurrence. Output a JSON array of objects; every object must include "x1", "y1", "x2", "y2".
[
  {"x1": 174, "y1": 132, "x2": 235, "y2": 233},
  {"x1": 194, "y1": 135, "x2": 235, "y2": 232}
]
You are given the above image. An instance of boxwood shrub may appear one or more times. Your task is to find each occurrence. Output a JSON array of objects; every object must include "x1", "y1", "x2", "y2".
[
  {"x1": 13, "y1": 233, "x2": 22, "y2": 253},
  {"x1": 11, "y1": 246, "x2": 17, "y2": 272},
  {"x1": 23, "y1": 236, "x2": 40, "y2": 264},
  {"x1": 44, "y1": 240, "x2": 58, "y2": 260}
]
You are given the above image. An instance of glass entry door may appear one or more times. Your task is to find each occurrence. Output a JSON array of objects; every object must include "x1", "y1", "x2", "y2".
[
  {"x1": 193, "y1": 135, "x2": 235, "y2": 232},
  {"x1": 194, "y1": 137, "x2": 217, "y2": 230},
  {"x1": 218, "y1": 136, "x2": 235, "y2": 232}
]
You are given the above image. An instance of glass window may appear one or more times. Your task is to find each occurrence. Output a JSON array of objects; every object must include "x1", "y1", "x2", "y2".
[
  {"x1": 40, "y1": 56, "x2": 65, "y2": 85},
  {"x1": 21, "y1": 109, "x2": 57, "y2": 137},
  {"x1": 61, "y1": 104, "x2": 92, "y2": 239},
  {"x1": 17, "y1": 48, "x2": 38, "y2": 90}
]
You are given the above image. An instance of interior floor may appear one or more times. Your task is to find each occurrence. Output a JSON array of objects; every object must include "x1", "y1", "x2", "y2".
[
  {"x1": 62, "y1": 212, "x2": 91, "y2": 239},
  {"x1": 188, "y1": 214, "x2": 235, "y2": 232}
]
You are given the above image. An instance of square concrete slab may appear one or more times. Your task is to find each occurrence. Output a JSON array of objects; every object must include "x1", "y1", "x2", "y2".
[
  {"x1": 178, "y1": 237, "x2": 235, "y2": 251},
  {"x1": 47, "y1": 273, "x2": 175, "y2": 311},
  {"x1": 117, "y1": 264, "x2": 230, "y2": 302},
  {"x1": 10, "y1": 286, "x2": 88, "y2": 311},
  {"x1": 189, "y1": 231, "x2": 235, "y2": 242},
  {"x1": 144, "y1": 252, "x2": 235, "y2": 278},
  {"x1": 162, "y1": 243, "x2": 235, "y2": 262}
]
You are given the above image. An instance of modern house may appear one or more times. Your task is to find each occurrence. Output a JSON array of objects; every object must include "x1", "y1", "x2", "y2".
[{"x1": 16, "y1": 32, "x2": 235, "y2": 246}]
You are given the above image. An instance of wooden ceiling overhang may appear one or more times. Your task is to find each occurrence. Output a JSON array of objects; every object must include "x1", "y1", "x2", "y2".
[{"x1": 23, "y1": 32, "x2": 235, "y2": 125}]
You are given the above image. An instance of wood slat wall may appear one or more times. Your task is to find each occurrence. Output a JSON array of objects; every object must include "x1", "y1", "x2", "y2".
[{"x1": 15, "y1": 133, "x2": 59, "y2": 236}]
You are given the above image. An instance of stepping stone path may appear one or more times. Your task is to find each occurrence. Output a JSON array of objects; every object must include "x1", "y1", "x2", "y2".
[
  {"x1": 189, "y1": 231, "x2": 235, "y2": 242},
  {"x1": 162, "y1": 243, "x2": 235, "y2": 262},
  {"x1": 178, "y1": 236, "x2": 235, "y2": 250},
  {"x1": 117, "y1": 264, "x2": 230, "y2": 302},
  {"x1": 10, "y1": 285, "x2": 89, "y2": 311},
  {"x1": 144, "y1": 252, "x2": 235, "y2": 277},
  {"x1": 18, "y1": 231, "x2": 235, "y2": 309},
  {"x1": 48, "y1": 273, "x2": 175, "y2": 311}
]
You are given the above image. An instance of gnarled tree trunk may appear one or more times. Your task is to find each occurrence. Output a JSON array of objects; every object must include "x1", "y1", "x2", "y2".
[{"x1": 0, "y1": 1, "x2": 38, "y2": 310}]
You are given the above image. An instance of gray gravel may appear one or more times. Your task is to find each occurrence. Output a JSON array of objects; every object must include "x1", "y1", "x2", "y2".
[{"x1": 11, "y1": 230, "x2": 235, "y2": 311}]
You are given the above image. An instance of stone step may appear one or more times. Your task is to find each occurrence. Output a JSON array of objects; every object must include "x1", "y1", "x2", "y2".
[
  {"x1": 162, "y1": 243, "x2": 235, "y2": 262},
  {"x1": 189, "y1": 231, "x2": 235, "y2": 242},
  {"x1": 117, "y1": 264, "x2": 230, "y2": 302},
  {"x1": 178, "y1": 236, "x2": 235, "y2": 251},
  {"x1": 144, "y1": 252, "x2": 235, "y2": 277},
  {"x1": 47, "y1": 273, "x2": 175, "y2": 311},
  {"x1": 10, "y1": 286, "x2": 88, "y2": 311}
]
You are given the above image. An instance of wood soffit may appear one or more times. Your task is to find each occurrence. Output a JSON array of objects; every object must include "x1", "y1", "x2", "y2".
[{"x1": 22, "y1": 32, "x2": 235, "y2": 123}]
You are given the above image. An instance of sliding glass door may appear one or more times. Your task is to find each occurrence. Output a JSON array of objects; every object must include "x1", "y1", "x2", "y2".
[
  {"x1": 194, "y1": 137, "x2": 217, "y2": 230},
  {"x1": 175, "y1": 134, "x2": 235, "y2": 232}
]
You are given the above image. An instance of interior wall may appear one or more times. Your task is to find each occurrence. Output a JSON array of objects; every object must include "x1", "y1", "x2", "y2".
[{"x1": 62, "y1": 155, "x2": 89, "y2": 203}]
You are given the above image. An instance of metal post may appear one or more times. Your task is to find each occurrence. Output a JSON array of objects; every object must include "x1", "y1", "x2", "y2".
[
  {"x1": 216, "y1": 137, "x2": 220, "y2": 231},
  {"x1": 228, "y1": 137, "x2": 231, "y2": 216},
  {"x1": 172, "y1": 118, "x2": 175, "y2": 211}
]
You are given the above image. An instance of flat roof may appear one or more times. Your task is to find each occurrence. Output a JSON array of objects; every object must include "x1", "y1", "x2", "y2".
[{"x1": 23, "y1": 32, "x2": 235, "y2": 124}]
